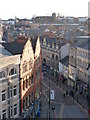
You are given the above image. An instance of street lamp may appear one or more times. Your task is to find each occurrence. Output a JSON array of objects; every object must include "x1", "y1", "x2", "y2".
[{"x1": 49, "y1": 76, "x2": 50, "y2": 120}]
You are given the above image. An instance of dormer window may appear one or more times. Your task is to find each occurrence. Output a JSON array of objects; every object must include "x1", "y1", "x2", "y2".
[
  {"x1": 9, "y1": 68, "x2": 17, "y2": 76},
  {"x1": 0, "y1": 71, "x2": 5, "y2": 79}
]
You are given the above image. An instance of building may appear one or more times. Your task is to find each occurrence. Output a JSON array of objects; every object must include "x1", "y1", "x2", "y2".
[
  {"x1": 0, "y1": 44, "x2": 20, "y2": 119},
  {"x1": 68, "y1": 36, "x2": 90, "y2": 97},
  {"x1": 0, "y1": 20, "x2": 3, "y2": 41},
  {"x1": 2, "y1": 36, "x2": 42, "y2": 118},
  {"x1": 40, "y1": 36, "x2": 70, "y2": 79},
  {"x1": 59, "y1": 56, "x2": 69, "y2": 84},
  {"x1": 76, "y1": 37, "x2": 89, "y2": 97}
]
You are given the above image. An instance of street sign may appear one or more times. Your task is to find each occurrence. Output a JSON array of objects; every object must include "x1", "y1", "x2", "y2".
[{"x1": 50, "y1": 90, "x2": 55, "y2": 100}]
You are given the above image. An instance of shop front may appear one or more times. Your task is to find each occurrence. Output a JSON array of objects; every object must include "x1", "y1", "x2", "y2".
[
  {"x1": 76, "y1": 78, "x2": 88, "y2": 97},
  {"x1": 68, "y1": 76, "x2": 76, "y2": 88}
]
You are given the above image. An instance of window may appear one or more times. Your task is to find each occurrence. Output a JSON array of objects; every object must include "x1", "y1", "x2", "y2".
[
  {"x1": 26, "y1": 79, "x2": 28, "y2": 88},
  {"x1": 29, "y1": 77, "x2": 31, "y2": 86},
  {"x1": 29, "y1": 60, "x2": 32, "y2": 70},
  {"x1": 10, "y1": 87, "x2": 12, "y2": 97},
  {"x1": 14, "y1": 86, "x2": 17, "y2": 96},
  {"x1": 0, "y1": 71, "x2": 5, "y2": 79},
  {"x1": 2, "y1": 109, "x2": 6, "y2": 119},
  {"x1": 22, "y1": 61, "x2": 27, "y2": 73},
  {"x1": 35, "y1": 59, "x2": 37, "y2": 66},
  {"x1": 10, "y1": 106, "x2": 13, "y2": 117},
  {"x1": 2, "y1": 90, "x2": 6, "y2": 101},
  {"x1": 29, "y1": 93, "x2": 31, "y2": 105},
  {"x1": 56, "y1": 55, "x2": 58, "y2": 60},
  {"x1": 23, "y1": 81, "x2": 25, "y2": 90},
  {"x1": 26, "y1": 96, "x2": 28, "y2": 107},
  {"x1": 14, "y1": 104, "x2": 17, "y2": 116},
  {"x1": 9, "y1": 68, "x2": 16, "y2": 76},
  {"x1": 23, "y1": 99, "x2": 25, "y2": 110},
  {"x1": 32, "y1": 92, "x2": 33, "y2": 102},
  {"x1": 31, "y1": 75, "x2": 33, "y2": 84},
  {"x1": 52, "y1": 54, "x2": 54, "y2": 59}
]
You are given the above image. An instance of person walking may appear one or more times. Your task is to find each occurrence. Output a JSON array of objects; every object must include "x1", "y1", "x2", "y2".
[{"x1": 66, "y1": 91, "x2": 68, "y2": 95}]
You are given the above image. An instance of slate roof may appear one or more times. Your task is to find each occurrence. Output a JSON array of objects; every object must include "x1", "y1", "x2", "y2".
[
  {"x1": 40, "y1": 36, "x2": 65, "y2": 49},
  {"x1": 0, "y1": 44, "x2": 12, "y2": 58},
  {"x1": 1, "y1": 40, "x2": 27, "y2": 55},
  {"x1": 1, "y1": 35, "x2": 39, "y2": 55},
  {"x1": 60, "y1": 56, "x2": 69, "y2": 67},
  {"x1": 71, "y1": 36, "x2": 89, "y2": 50}
]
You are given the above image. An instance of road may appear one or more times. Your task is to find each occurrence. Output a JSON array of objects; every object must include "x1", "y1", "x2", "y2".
[{"x1": 40, "y1": 76, "x2": 89, "y2": 119}]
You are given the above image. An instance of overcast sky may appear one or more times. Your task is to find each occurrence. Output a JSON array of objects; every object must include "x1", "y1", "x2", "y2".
[{"x1": 0, "y1": 0, "x2": 89, "y2": 19}]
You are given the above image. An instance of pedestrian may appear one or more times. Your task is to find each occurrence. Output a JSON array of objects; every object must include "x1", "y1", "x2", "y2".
[{"x1": 66, "y1": 91, "x2": 68, "y2": 95}]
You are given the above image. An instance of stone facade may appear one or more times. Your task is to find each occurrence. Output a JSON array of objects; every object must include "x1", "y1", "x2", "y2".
[
  {"x1": 41, "y1": 37, "x2": 70, "y2": 78},
  {"x1": 0, "y1": 55, "x2": 20, "y2": 119}
]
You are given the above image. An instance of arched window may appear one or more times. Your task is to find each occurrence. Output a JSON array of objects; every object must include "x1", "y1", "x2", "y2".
[
  {"x1": 9, "y1": 68, "x2": 17, "y2": 76},
  {"x1": 0, "y1": 71, "x2": 5, "y2": 78}
]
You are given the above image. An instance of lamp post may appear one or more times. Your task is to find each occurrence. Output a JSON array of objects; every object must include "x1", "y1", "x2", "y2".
[
  {"x1": 48, "y1": 67, "x2": 52, "y2": 120},
  {"x1": 49, "y1": 76, "x2": 50, "y2": 120},
  {"x1": 86, "y1": 63, "x2": 90, "y2": 115}
]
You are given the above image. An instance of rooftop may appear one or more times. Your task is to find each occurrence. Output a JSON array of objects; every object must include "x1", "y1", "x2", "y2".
[{"x1": 60, "y1": 56, "x2": 69, "y2": 67}]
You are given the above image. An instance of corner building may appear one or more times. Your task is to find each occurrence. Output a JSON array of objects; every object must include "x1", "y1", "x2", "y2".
[{"x1": 2, "y1": 36, "x2": 42, "y2": 118}]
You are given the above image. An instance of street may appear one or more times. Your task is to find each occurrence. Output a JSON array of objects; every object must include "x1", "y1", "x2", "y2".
[{"x1": 39, "y1": 76, "x2": 89, "y2": 119}]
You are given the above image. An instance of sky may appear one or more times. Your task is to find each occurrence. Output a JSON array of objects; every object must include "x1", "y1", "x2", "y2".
[{"x1": 0, "y1": 0, "x2": 89, "y2": 20}]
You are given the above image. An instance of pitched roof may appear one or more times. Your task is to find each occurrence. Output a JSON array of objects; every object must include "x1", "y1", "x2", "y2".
[
  {"x1": 30, "y1": 36, "x2": 38, "y2": 53},
  {"x1": 2, "y1": 36, "x2": 40, "y2": 55},
  {"x1": 71, "y1": 36, "x2": 89, "y2": 50},
  {"x1": 0, "y1": 44, "x2": 12, "y2": 58},
  {"x1": 60, "y1": 56, "x2": 69, "y2": 67},
  {"x1": 1, "y1": 40, "x2": 27, "y2": 55}
]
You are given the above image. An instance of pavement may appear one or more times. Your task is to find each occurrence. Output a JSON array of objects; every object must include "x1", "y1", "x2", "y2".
[
  {"x1": 46, "y1": 72, "x2": 88, "y2": 112},
  {"x1": 39, "y1": 75, "x2": 89, "y2": 119}
]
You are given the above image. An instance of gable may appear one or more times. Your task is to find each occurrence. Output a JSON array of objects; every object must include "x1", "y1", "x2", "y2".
[
  {"x1": 20, "y1": 39, "x2": 34, "y2": 78},
  {"x1": 35, "y1": 37, "x2": 41, "y2": 58}
]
